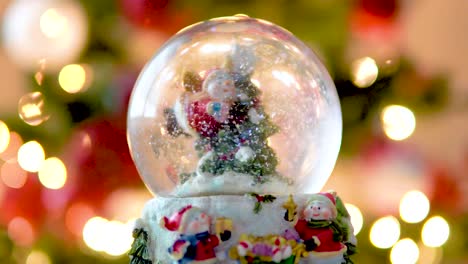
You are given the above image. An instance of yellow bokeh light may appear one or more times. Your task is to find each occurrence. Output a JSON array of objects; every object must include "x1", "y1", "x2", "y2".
[
  {"x1": 422, "y1": 216, "x2": 450, "y2": 247},
  {"x1": 82, "y1": 216, "x2": 133, "y2": 256},
  {"x1": 17, "y1": 141, "x2": 45, "y2": 172},
  {"x1": 1, "y1": 159, "x2": 27, "y2": 189},
  {"x1": 345, "y1": 203, "x2": 363, "y2": 235},
  {"x1": 26, "y1": 250, "x2": 51, "y2": 264},
  {"x1": 390, "y1": 238, "x2": 419, "y2": 264},
  {"x1": 381, "y1": 105, "x2": 416, "y2": 141},
  {"x1": 83, "y1": 216, "x2": 109, "y2": 252},
  {"x1": 38, "y1": 157, "x2": 67, "y2": 189},
  {"x1": 40, "y1": 8, "x2": 69, "y2": 39},
  {"x1": 370, "y1": 216, "x2": 400, "y2": 249},
  {"x1": 58, "y1": 64, "x2": 87, "y2": 93},
  {"x1": 351, "y1": 57, "x2": 379, "y2": 88},
  {"x1": 399, "y1": 190, "x2": 430, "y2": 223},
  {"x1": 103, "y1": 220, "x2": 133, "y2": 256},
  {"x1": 0, "y1": 121, "x2": 10, "y2": 153}
]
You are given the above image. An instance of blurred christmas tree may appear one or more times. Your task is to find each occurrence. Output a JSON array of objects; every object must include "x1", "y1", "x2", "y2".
[{"x1": 0, "y1": 0, "x2": 465, "y2": 263}]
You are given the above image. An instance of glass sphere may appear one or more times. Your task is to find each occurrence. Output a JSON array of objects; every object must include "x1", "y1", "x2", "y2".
[{"x1": 127, "y1": 16, "x2": 342, "y2": 197}]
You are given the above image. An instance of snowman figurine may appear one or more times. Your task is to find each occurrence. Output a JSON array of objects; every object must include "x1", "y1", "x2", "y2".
[
  {"x1": 162, "y1": 205, "x2": 231, "y2": 264},
  {"x1": 173, "y1": 69, "x2": 237, "y2": 138},
  {"x1": 286, "y1": 192, "x2": 349, "y2": 264}
]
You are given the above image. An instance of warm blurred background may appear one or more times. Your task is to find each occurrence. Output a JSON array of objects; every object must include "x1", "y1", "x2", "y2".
[{"x1": 0, "y1": 0, "x2": 466, "y2": 263}]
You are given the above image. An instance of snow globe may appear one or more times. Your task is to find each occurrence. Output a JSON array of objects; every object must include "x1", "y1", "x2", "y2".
[{"x1": 127, "y1": 15, "x2": 356, "y2": 264}]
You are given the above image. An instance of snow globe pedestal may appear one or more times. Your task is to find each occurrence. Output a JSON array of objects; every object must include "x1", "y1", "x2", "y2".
[{"x1": 126, "y1": 15, "x2": 357, "y2": 264}]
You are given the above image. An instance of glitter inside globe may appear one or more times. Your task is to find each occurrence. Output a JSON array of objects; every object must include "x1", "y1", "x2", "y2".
[{"x1": 127, "y1": 16, "x2": 342, "y2": 197}]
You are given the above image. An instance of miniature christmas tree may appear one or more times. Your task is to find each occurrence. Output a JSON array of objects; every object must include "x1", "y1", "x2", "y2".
[
  {"x1": 195, "y1": 73, "x2": 279, "y2": 181},
  {"x1": 170, "y1": 45, "x2": 280, "y2": 185}
]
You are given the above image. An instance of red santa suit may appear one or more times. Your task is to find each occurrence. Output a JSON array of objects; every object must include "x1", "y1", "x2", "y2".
[
  {"x1": 186, "y1": 98, "x2": 223, "y2": 138},
  {"x1": 295, "y1": 219, "x2": 346, "y2": 253},
  {"x1": 172, "y1": 231, "x2": 220, "y2": 264}
]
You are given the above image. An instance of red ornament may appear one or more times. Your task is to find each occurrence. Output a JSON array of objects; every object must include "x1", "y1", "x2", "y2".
[
  {"x1": 0, "y1": 175, "x2": 46, "y2": 232},
  {"x1": 119, "y1": 0, "x2": 190, "y2": 34},
  {"x1": 58, "y1": 116, "x2": 142, "y2": 215},
  {"x1": 428, "y1": 166, "x2": 463, "y2": 215},
  {"x1": 350, "y1": 0, "x2": 400, "y2": 49},
  {"x1": 359, "y1": 0, "x2": 398, "y2": 19}
]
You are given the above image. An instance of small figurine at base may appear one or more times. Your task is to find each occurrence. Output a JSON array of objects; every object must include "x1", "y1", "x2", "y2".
[
  {"x1": 161, "y1": 205, "x2": 232, "y2": 264},
  {"x1": 283, "y1": 192, "x2": 357, "y2": 264}
]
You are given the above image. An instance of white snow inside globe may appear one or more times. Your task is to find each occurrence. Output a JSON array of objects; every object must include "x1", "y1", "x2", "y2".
[{"x1": 127, "y1": 15, "x2": 342, "y2": 197}]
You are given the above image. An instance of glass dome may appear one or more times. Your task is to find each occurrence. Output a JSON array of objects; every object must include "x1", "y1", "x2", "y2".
[{"x1": 127, "y1": 15, "x2": 342, "y2": 197}]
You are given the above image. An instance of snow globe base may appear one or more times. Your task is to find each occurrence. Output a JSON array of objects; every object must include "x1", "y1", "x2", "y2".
[{"x1": 129, "y1": 193, "x2": 357, "y2": 264}]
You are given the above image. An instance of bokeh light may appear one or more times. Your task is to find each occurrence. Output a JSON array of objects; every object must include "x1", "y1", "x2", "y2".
[
  {"x1": 351, "y1": 56, "x2": 379, "y2": 88},
  {"x1": 7, "y1": 217, "x2": 35, "y2": 246},
  {"x1": 370, "y1": 216, "x2": 400, "y2": 249},
  {"x1": 345, "y1": 203, "x2": 363, "y2": 235},
  {"x1": 0, "y1": 132, "x2": 23, "y2": 162},
  {"x1": 58, "y1": 64, "x2": 88, "y2": 93},
  {"x1": 104, "y1": 188, "x2": 152, "y2": 222},
  {"x1": 381, "y1": 105, "x2": 416, "y2": 141},
  {"x1": 40, "y1": 8, "x2": 68, "y2": 39},
  {"x1": 422, "y1": 216, "x2": 450, "y2": 247},
  {"x1": 17, "y1": 141, "x2": 45, "y2": 172},
  {"x1": 418, "y1": 243, "x2": 443, "y2": 264},
  {"x1": 82, "y1": 216, "x2": 133, "y2": 256},
  {"x1": 0, "y1": 121, "x2": 10, "y2": 153},
  {"x1": 103, "y1": 220, "x2": 133, "y2": 256},
  {"x1": 399, "y1": 190, "x2": 430, "y2": 223},
  {"x1": 26, "y1": 250, "x2": 51, "y2": 264},
  {"x1": 390, "y1": 238, "x2": 419, "y2": 264},
  {"x1": 38, "y1": 157, "x2": 67, "y2": 189},
  {"x1": 18, "y1": 92, "x2": 49, "y2": 126},
  {"x1": 1, "y1": 159, "x2": 27, "y2": 189},
  {"x1": 65, "y1": 203, "x2": 95, "y2": 237},
  {"x1": 83, "y1": 216, "x2": 109, "y2": 252}
]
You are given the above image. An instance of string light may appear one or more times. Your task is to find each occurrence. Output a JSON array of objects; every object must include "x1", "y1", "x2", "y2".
[
  {"x1": 370, "y1": 216, "x2": 400, "y2": 249},
  {"x1": 381, "y1": 105, "x2": 416, "y2": 141},
  {"x1": 351, "y1": 57, "x2": 379, "y2": 88},
  {"x1": 345, "y1": 203, "x2": 363, "y2": 235},
  {"x1": 17, "y1": 141, "x2": 45, "y2": 172},
  {"x1": 390, "y1": 238, "x2": 419, "y2": 264},
  {"x1": 58, "y1": 64, "x2": 88, "y2": 93},
  {"x1": 399, "y1": 190, "x2": 430, "y2": 223},
  {"x1": 38, "y1": 157, "x2": 67, "y2": 189},
  {"x1": 422, "y1": 216, "x2": 450, "y2": 247}
]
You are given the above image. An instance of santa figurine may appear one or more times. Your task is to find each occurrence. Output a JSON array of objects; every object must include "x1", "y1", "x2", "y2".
[
  {"x1": 284, "y1": 192, "x2": 352, "y2": 264},
  {"x1": 173, "y1": 69, "x2": 237, "y2": 138},
  {"x1": 161, "y1": 205, "x2": 231, "y2": 264}
]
